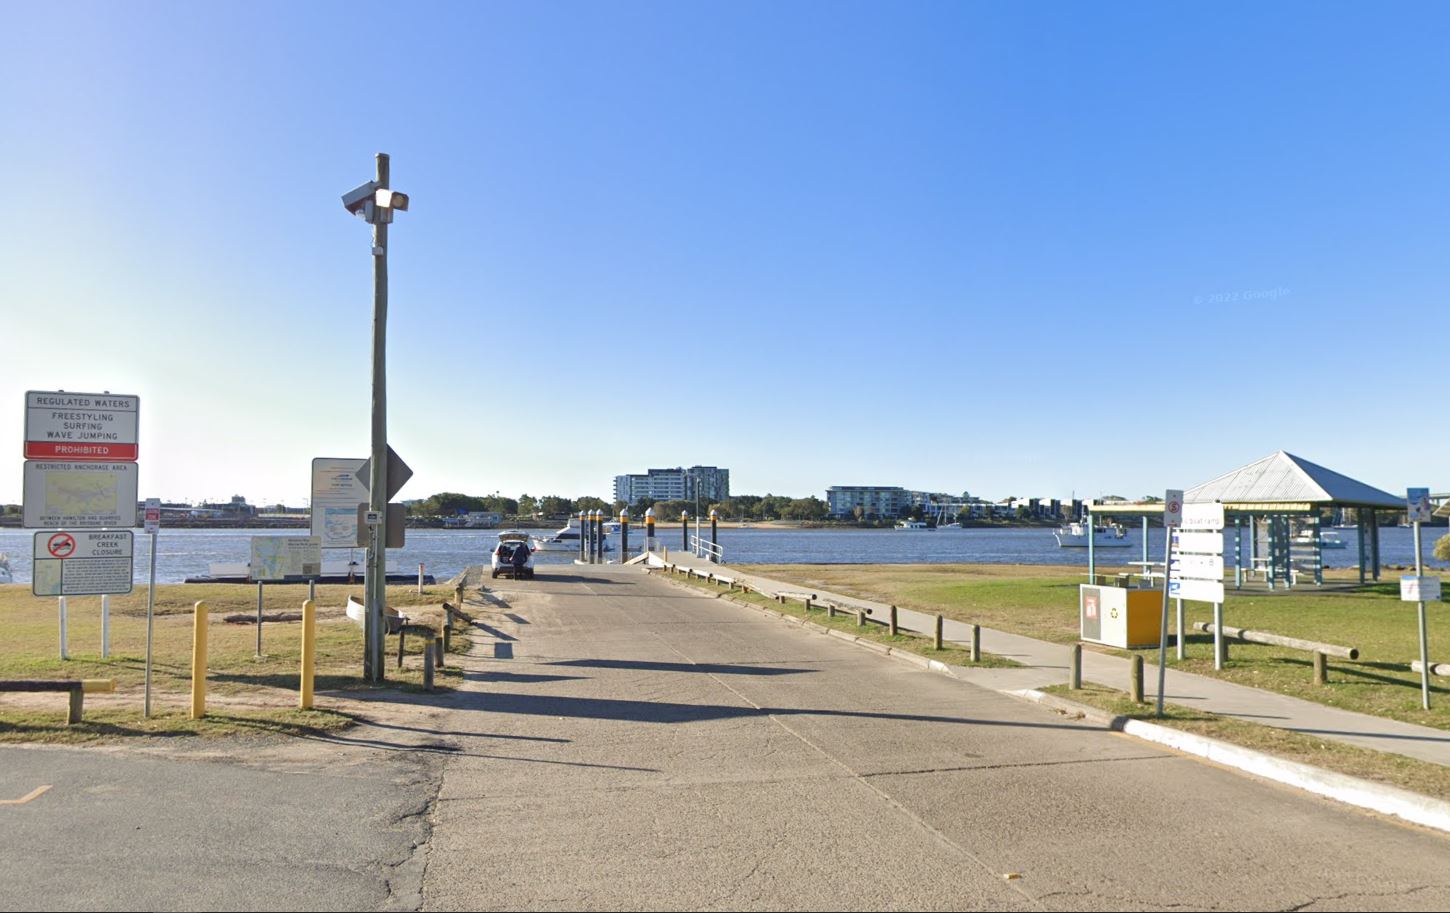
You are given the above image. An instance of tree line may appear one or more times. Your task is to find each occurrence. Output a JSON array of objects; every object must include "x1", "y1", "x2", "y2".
[{"x1": 407, "y1": 491, "x2": 831, "y2": 521}]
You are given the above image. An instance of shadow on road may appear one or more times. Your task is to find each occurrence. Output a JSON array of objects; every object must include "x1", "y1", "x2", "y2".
[
  {"x1": 549, "y1": 658, "x2": 815, "y2": 677},
  {"x1": 468, "y1": 620, "x2": 517, "y2": 642},
  {"x1": 455, "y1": 690, "x2": 1107, "y2": 732},
  {"x1": 464, "y1": 670, "x2": 589, "y2": 685}
]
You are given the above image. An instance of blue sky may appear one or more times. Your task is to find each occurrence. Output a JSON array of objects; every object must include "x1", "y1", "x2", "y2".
[{"x1": 3, "y1": 2, "x2": 1446, "y2": 506}]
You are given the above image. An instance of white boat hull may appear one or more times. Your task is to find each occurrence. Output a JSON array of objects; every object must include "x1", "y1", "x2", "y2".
[{"x1": 1055, "y1": 532, "x2": 1132, "y2": 548}]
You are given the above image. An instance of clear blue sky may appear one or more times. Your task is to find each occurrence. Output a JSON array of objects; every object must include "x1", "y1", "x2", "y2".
[{"x1": 3, "y1": 1, "x2": 1446, "y2": 506}]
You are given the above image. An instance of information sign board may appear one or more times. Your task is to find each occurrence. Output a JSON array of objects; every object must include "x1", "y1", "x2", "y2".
[
  {"x1": 311, "y1": 458, "x2": 368, "y2": 549},
  {"x1": 249, "y1": 536, "x2": 323, "y2": 582},
  {"x1": 25, "y1": 391, "x2": 139, "y2": 461},
  {"x1": 32, "y1": 530, "x2": 134, "y2": 596},
  {"x1": 23, "y1": 461, "x2": 138, "y2": 529}
]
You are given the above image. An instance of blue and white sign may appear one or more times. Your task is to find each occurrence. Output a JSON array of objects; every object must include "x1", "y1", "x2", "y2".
[{"x1": 1407, "y1": 488, "x2": 1433, "y2": 524}]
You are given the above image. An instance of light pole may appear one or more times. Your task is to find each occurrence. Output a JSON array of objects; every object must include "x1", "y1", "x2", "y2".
[{"x1": 341, "y1": 154, "x2": 409, "y2": 682}]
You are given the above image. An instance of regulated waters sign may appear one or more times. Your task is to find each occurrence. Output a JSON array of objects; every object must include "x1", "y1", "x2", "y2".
[{"x1": 25, "y1": 391, "x2": 139, "y2": 461}]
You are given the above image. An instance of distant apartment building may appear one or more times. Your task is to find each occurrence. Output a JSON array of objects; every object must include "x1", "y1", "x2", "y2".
[
  {"x1": 826, "y1": 486, "x2": 909, "y2": 519},
  {"x1": 614, "y1": 466, "x2": 730, "y2": 506}
]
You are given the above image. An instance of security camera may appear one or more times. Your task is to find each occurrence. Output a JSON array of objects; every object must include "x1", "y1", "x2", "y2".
[{"x1": 342, "y1": 181, "x2": 380, "y2": 216}]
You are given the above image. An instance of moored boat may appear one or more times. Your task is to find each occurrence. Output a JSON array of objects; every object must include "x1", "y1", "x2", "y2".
[{"x1": 1055, "y1": 520, "x2": 1131, "y2": 548}]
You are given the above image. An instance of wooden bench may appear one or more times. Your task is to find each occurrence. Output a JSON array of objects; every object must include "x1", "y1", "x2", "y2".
[{"x1": 0, "y1": 679, "x2": 115, "y2": 724}]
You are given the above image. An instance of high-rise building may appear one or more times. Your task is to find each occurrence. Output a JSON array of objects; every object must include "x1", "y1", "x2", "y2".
[{"x1": 613, "y1": 466, "x2": 730, "y2": 506}]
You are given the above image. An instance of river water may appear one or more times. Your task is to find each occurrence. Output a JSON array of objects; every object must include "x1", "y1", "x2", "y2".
[{"x1": 1, "y1": 525, "x2": 1444, "y2": 585}]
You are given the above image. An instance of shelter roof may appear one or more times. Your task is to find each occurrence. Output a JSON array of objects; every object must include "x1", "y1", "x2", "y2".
[{"x1": 1184, "y1": 451, "x2": 1401, "y2": 510}]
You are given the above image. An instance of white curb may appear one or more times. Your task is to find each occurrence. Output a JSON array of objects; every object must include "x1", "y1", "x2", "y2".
[{"x1": 1011, "y1": 688, "x2": 1450, "y2": 836}]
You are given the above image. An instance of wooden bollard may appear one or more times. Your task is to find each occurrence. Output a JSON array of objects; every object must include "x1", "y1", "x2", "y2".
[
  {"x1": 826, "y1": 603, "x2": 835, "y2": 619},
  {"x1": 397, "y1": 627, "x2": 408, "y2": 669},
  {"x1": 1070, "y1": 643, "x2": 1082, "y2": 689},
  {"x1": 422, "y1": 638, "x2": 435, "y2": 692},
  {"x1": 454, "y1": 584, "x2": 465, "y2": 611},
  {"x1": 933, "y1": 614, "x2": 943, "y2": 650},
  {"x1": 804, "y1": 596, "x2": 813, "y2": 613},
  {"x1": 888, "y1": 605, "x2": 898, "y2": 636},
  {"x1": 435, "y1": 626, "x2": 445, "y2": 669},
  {"x1": 1312, "y1": 651, "x2": 1326, "y2": 686},
  {"x1": 1130, "y1": 654, "x2": 1145, "y2": 703},
  {"x1": 970, "y1": 624, "x2": 981, "y2": 663},
  {"x1": 855, "y1": 608, "x2": 865, "y2": 627}
]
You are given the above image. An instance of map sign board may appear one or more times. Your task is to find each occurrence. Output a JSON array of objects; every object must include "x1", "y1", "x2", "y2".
[
  {"x1": 1407, "y1": 488, "x2": 1433, "y2": 524},
  {"x1": 25, "y1": 391, "x2": 139, "y2": 461},
  {"x1": 22, "y1": 461, "x2": 138, "y2": 529},
  {"x1": 249, "y1": 536, "x2": 322, "y2": 582},
  {"x1": 311, "y1": 458, "x2": 368, "y2": 549},
  {"x1": 32, "y1": 530, "x2": 134, "y2": 596}
]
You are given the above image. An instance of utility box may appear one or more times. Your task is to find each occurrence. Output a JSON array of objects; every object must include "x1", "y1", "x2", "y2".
[{"x1": 1080, "y1": 584, "x2": 1162, "y2": 649}]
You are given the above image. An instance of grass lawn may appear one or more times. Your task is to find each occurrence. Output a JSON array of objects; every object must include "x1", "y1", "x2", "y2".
[
  {"x1": 1043, "y1": 682, "x2": 1450, "y2": 799},
  {"x1": 656, "y1": 568, "x2": 1020, "y2": 670},
  {"x1": 742, "y1": 563, "x2": 1450, "y2": 733},
  {"x1": 0, "y1": 581, "x2": 470, "y2": 743}
]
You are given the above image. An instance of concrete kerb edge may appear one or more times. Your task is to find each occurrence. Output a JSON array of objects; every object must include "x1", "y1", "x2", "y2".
[{"x1": 1010, "y1": 688, "x2": 1450, "y2": 836}]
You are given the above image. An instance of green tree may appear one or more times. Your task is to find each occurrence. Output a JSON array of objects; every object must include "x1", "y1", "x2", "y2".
[
  {"x1": 575, "y1": 496, "x2": 610, "y2": 514},
  {"x1": 1435, "y1": 533, "x2": 1450, "y2": 564},
  {"x1": 416, "y1": 492, "x2": 488, "y2": 516},
  {"x1": 518, "y1": 494, "x2": 538, "y2": 517},
  {"x1": 783, "y1": 497, "x2": 828, "y2": 521}
]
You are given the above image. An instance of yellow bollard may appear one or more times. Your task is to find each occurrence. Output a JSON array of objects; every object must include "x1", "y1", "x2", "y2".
[
  {"x1": 190, "y1": 600, "x2": 208, "y2": 720},
  {"x1": 300, "y1": 598, "x2": 317, "y2": 710}
]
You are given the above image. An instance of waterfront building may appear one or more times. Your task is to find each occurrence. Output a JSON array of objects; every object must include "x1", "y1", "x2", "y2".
[
  {"x1": 614, "y1": 466, "x2": 730, "y2": 506},
  {"x1": 826, "y1": 486, "x2": 909, "y2": 519}
]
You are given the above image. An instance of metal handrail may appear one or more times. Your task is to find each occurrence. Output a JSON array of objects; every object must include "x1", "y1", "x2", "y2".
[{"x1": 690, "y1": 535, "x2": 725, "y2": 564}]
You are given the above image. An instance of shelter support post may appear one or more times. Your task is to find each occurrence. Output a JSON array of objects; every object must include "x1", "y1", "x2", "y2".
[
  {"x1": 1234, "y1": 517, "x2": 1243, "y2": 589},
  {"x1": 1371, "y1": 515, "x2": 1381, "y2": 581},
  {"x1": 1357, "y1": 515, "x2": 1367, "y2": 585},
  {"x1": 1314, "y1": 514, "x2": 1323, "y2": 586}
]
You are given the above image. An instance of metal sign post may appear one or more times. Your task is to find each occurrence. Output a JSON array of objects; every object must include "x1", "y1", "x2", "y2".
[
  {"x1": 1156, "y1": 490, "x2": 1183, "y2": 717},
  {"x1": 144, "y1": 499, "x2": 160, "y2": 718},
  {"x1": 1407, "y1": 488, "x2": 1434, "y2": 710}
]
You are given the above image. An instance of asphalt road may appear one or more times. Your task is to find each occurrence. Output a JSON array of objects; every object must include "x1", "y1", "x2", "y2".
[{"x1": 4, "y1": 565, "x2": 1450, "y2": 911}]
